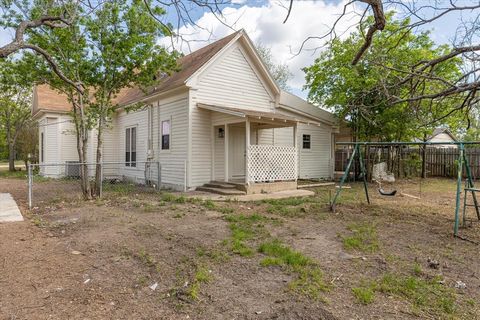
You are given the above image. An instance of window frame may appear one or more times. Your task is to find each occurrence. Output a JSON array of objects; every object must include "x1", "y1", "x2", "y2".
[
  {"x1": 125, "y1": 126, "x2": 137, "y2": 167},
  {"x1": 302, "y1": 134, "x2": 311, "y2": 150},
  {"x1": 161, "y1": 119, "x2": 171, "y2": 151}
]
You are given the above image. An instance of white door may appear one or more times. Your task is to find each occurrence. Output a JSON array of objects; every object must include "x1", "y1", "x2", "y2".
[{"x1": 229, "y1": 125, "x2": 246, "y2": 179}]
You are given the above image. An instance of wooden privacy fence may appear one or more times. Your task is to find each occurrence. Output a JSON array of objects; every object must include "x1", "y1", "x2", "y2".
[{"x1": 335, "y1": 147, "x2": 480, "y2": 179}]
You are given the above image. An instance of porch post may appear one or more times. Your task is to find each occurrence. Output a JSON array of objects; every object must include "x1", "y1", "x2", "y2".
[
  {"x1": 224, "y1": 124, "x2": 229, "y2": 182},
  {"x1": 245, "y1": 118, "x2": 250, "y2": 185},
  {"x1": 293, "y1": 122, "x2": 298, "y2": 180},
  {"x1": 211, "y1": 125, "x2": 215, "y2": 181}
]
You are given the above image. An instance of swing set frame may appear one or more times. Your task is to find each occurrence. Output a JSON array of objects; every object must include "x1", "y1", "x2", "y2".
[{"x1": 331, "y1": 141, "x2": 480, "y2": 237}]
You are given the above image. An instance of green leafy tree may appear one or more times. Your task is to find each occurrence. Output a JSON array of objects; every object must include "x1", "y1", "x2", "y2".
[
  {"x1": 304, "y1": 14, "x2": 463, "y2": 143},
  {"x1": 256, "y1": 43, "x2": 293, "y2": 91},
  {"x1": 0, "y1": 60, "x2": 32, "y2": 172},
  {"x1": 20, "y1": 0, "x2": 178, "y2": 198}
]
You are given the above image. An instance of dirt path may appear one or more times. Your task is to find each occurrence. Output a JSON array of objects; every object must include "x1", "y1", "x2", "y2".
[{"x1": 0, "y1": 177, "x2": 478, "y2": 319}]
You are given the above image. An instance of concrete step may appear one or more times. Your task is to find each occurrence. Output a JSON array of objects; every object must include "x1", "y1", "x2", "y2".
[
  {"x1": 204, "y1": 182, "x2": 237, "y2": 189},
  {"x1": 196, "y1": 186, "x2": 246, "y2": 196}
]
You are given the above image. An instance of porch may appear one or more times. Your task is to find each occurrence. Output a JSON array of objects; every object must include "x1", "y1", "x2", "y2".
[{"x1": 199, "y1": 103, "x2": 302, "y2": 194}]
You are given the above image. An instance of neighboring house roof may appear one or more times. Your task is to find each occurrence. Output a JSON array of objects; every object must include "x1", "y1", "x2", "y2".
[
  {"x1": 32, "y1": 84, "x2": 71, "y2": 116},
  {"x1": 413, "y1": 128, "x2": 457, "y2": 143}
]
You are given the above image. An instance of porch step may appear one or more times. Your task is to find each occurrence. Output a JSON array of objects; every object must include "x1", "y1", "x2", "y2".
[
  {"x1": 196, "y1": 186, "x2": 246, "y2": 196},
  {"x1": 204, "y1": 182, "x2": 237, "y2": 189}
]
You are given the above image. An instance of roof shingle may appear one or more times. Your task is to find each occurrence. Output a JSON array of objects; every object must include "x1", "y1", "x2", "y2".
[{"x1": 33, "y1": 31, "x2": 240, "y2": 115}]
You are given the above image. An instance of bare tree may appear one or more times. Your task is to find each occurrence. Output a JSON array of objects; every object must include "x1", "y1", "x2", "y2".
[{"x1": 284, "y1": 0, "x2": 480, "y2": 126}]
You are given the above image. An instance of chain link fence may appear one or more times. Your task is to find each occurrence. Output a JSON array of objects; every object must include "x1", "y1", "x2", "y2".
[{"x1": 27, "y1": 161, "x2": 187, "y2": 209}]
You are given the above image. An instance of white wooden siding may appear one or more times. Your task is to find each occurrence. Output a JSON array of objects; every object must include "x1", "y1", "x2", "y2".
[
  {"x1": 114, "y1": 109, "x2": 148, "y2": 183},
  {"x1": 256, "y1": 127, "x2": 294, "y2": 146},
  {"x1": 213, "y1": 125, "x2": 225, "y2": 180},
  {"x1": 195, "y1": 43, "x2": 274, "y2": 112},
  {"x1": 298, "y1": 124, "x2": 332, "y2": 179},
  {"x1": 157, "y1": 96, "x2": 189, "y2": 189},
  {"x1": 190, "y1": 105, "x2": 212, "y2": 186}
]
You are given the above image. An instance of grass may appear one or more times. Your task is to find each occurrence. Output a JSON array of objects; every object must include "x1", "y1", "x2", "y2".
[
  {"x1": 187, "y1": 266, "x2": 212, "y2": 301},
  {"x1": 352, "y1": 270, "x2": 457, "y2": 317},
  {"x1": 258, "y1": 239, "x2": 328, "y2": 299},
  {"x1": 352, "y1": 281, "x2": 376, "y2": 305},
  {"x1": 378, "y1": 273, "x2": 456, "y2": 316},
  {"x1": 258, "y1": 239, "x2": 311, "y2": 267},
  {"x1": 196, "y1": 247, "x2": 229, "y2": 263},
  {"x1": 0, "y1": 169, "x2": 27, "y2": 179},
  {"x1": 224, "y1": 213, "x2": 269, "y2": 257},
  {"x1": 136, "y1": 248, "x2": 157, "y2": 268},
  {"x1": 103, "y1": 182, "x2": 136, "y2": 195},
  {"x1": 202, "y1": 199, "x2": 216, "y2": 210},
  {"x1": 342, "y1": 222, "x2": 379, "y2": 253}
]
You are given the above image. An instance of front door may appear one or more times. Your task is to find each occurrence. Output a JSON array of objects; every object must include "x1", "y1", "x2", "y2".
[{"x1": 229, "y1": 125, "x2": 246, "y2": 179}]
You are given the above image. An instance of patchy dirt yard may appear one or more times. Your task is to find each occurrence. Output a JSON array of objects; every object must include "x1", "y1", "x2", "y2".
[{"x1": 0, "y1": 177, "x2": 479, "y2": 319}]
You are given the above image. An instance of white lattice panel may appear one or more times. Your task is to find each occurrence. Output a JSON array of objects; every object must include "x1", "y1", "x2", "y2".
[{"x1": 247, "y1": 145, "x2": 297, "y2": 182}]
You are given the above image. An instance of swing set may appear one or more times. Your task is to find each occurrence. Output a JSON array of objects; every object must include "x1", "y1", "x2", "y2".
[{"x1": 331, "y1": 141, "x2": 480, "y2": 238}]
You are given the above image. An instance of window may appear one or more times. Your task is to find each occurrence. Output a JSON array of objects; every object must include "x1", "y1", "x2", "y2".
[
  {"x1": 302, "y1": 134, "x2": 311, "y2": 149},
  {"x1": 125, "y1": 127, "x2": 137, "y2": 167},
  {"x1": 40, "y1": 132, "x2": 44, "y2": 163},
  {"x1": 162, "y1": 120, "x2": 170, "y2": 150}
]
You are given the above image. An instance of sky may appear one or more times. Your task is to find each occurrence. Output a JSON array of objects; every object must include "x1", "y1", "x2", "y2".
[{"x1": 0, "y1": 0, "x2": 473, "y2": 99}]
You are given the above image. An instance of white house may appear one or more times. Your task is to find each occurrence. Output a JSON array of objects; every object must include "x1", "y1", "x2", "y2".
[
  {"x1": 414, "y1": 128, "x2": 457, "y2": 149},
  {"x1": 32, "y1": 30, "x2": 338, "y2": 194}
]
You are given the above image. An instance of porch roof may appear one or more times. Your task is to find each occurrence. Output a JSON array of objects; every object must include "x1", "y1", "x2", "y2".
[{"x1": 197, "y1": 103, "x2": 321, "y2": 126}]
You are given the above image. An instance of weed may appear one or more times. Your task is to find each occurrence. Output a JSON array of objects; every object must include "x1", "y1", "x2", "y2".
[
  {"x1": 262, "y1": 197, "x2": 312, "y2": 206},
  {"x1": 0, "y1": 169, "x2": 26, "y2": 179},
  {"x1": 342, "y1": 222, "x2": 379, "y2": 253},
  {"x1": 352, "y1": 281, "x2": 376, "y2": 305},
  {"x1": 103, "y1": 183, "x2": 136, "y2": 195},
  {"x1": 224, "y1": 213, "x2": 269, "y2": 257},
  {"x1": 187, "y1": 266, "x2": 212, "y2": 301},
  {"x1": 138, "y1": 275, "x2": 148, "y2": 286},
  {"x1": 412, "y1": 262, "x2": 422, "y2": 276},
  {"x1": 136, "y1": 248, "x2": 156, "y2": 268},
  {"x1": 377, "y1": 273, "x2": 456, "y2": 316},
  {"x1": 196, "y1": 247, "x2": 229, "y2": 263},
  {"x1": 258, "y1": 240, "x2": 311, "y2": 267},
  {"x1": 217, "y1": 206, "x2": 234, "y2": 214},
  {"x1": 258, "y1": 239, "x2": 328, "y2": 299},
  {"x1": 202, "y1": 199, "x2": 216, "y2": 210}
]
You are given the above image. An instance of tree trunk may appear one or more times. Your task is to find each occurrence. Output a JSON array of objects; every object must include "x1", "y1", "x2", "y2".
[
  {"x1": 72, "y1": 95, "x2": 92, "y2": 199},
  {"x1": 8, "y1": 143, "x2": 16, "y2": 171},
  {"x1": 93, "y1": 115, "x2": 104, "y2": 197}
]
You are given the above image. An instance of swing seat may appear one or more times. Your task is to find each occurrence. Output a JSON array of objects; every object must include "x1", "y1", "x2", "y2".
[{"x1": 378, "y1": 188, "x2": 397, "y2": 196}]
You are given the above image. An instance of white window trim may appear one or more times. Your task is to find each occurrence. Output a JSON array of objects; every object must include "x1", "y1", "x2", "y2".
[
  {"x1": 125, "y1": 125, "x2": 138, "y2": 168},
  {"x1": 160, "y1": 117, "x2": 172, "y2": 153},
  {"x1": 302, "y1": 134, "x2": 312, "y2": 151}
]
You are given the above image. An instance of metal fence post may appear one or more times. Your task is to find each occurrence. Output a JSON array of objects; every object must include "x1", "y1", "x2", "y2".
[
  {"x1": 99, "y1": 162, "x2": 103, "y2": 198},
  {"x1": 184, "y1": 160, "x2": 187, "y2": 192},
  {"x1": 157, "y1": 161, "x2": 161, "y2": 191},
  {"x1": 28, "y1": 163, "x2": 32, "y2": 209}
]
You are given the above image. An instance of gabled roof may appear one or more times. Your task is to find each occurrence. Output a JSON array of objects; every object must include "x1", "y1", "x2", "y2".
[
  {"x1": 33, "y1": 31, "x2": 241, "y2": 115},
  {"x1": 430, "y1": 127, "x2": 457, "y2": 141},
  {"x1": 279, "y1": 91, "x2": 336, "y2": 126},
  {"x1": 32, "y1": 30, "x2": 334, "y2": 127}
]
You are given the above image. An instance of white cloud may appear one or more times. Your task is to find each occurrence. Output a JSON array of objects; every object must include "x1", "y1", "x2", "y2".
[
  {"x1": 160, "y1": 0, "x2": 358, "y2": 98},
  {"x1": 231, "y1": 0, "x2": 247, "y2": 4}
]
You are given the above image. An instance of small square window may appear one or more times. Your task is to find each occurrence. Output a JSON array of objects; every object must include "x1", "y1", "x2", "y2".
[{"x1": 303, "y1": 134, "x2": 311, "y2": 149}]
